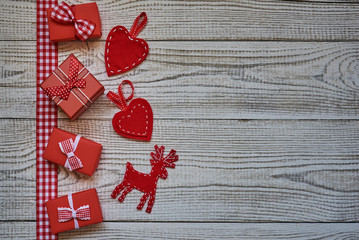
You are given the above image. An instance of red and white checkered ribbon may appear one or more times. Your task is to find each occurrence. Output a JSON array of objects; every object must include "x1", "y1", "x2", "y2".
[
  {"x1": 43, "y1": 57, "x2": 86, "y2": 100},
  {"x1": 58, "y1": 194, "x2": 90, "y2": 229},
  {"x1": 58, "y1": 135, "x2": 83, "y2": 171},
  {"x1": 50, "y1": 1, "x2": 96, "y2": 41},
  {"x1": 37, "y1": 0, "x2": 58, "y2": 239}
]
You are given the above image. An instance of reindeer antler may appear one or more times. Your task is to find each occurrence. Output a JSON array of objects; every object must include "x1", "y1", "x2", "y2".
[
  {"x1": 151, "y1": 145, "x2": 164, "y2": 162},
  {"x1": 151, "y1": 145, "x2": 178, "y2": 168},
  {"x1": 163, "y1": 149, "x2": 178, "y2": 168}
]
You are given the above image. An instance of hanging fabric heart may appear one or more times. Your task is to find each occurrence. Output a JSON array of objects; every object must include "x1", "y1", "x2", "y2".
[
  {"x1": 105, "y1": 12, "x2": 149, "y2": 76},
  {"x1": 107, "y1": 80, "x2": 153, "y2": 141}
]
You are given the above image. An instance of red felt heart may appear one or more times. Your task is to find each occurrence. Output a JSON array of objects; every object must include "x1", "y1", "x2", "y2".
[
  {"x1": 112, "y1": 98, "x2": 153, "y2": 141},
  {"x1": 105, "y1": 13, "x2": 149, "y2": 76}
]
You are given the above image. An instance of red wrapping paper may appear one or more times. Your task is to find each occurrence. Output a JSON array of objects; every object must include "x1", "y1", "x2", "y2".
[
  {"x1": 40, "y1": 54, "x2": 104, "y2": 120},
  {"x1": 45, "y1": 188, "x2": 103, "y2": 234},
  {"x1": 47, "y1": 2, "x2": 102, "y2": 42},
  {"x1": 44, "y1": 127, "x2": 102, "y2": 176}
]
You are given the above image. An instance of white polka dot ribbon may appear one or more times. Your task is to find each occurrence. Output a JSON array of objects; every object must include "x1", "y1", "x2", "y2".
[{"x1": 43, "y1": 56, "x2": 86, "y2": 100}]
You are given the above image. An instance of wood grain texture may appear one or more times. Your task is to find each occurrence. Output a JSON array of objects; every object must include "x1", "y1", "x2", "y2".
[
  {"x1": 56, "y1": 118, "x2": 359, "y2": 222},
  {"x1": 58, "y1": 222, "x2": 359, "y2": 240},
  {"x1": 1, "y1": 222, "x2": 359, "y2": 239},
  {"x1": 1, "y1": 0, "x2": 359, "y2": 238},
  {"x1": 1, "y1": 0, "x2": 359, "y2": 41},
  {"x1": 1, "y1": 41, "x2": 359, "y2": 119},
  {"x1": 0, "y1": 119, "x2": 35, "y2": 221},
  {"x1": 0, "y1": 222, "x2": 36, "y2": 239},
  {"x1": 3, "y1": 118, "x2": 357, "y2": 222}
]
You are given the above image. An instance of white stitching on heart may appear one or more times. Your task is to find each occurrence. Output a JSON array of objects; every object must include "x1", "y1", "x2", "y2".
[
  {"x1": 106, "y1": 26, "x2": 148, "y2": 74},
  {"x1": 118, "y1": 103, "x2": 149, "y2": 136}
]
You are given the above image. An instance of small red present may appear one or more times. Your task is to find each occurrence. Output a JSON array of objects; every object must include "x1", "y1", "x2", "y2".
[
  {"x1": 43, "y1": 127, "x2": 102, "y2": 176},
  {"x1": 45, "y1": 188, "x2": 103, "y2": 234},
  {"x1": 40, "y1": 54, "x2": 104, "y2": 120},
  {"x1": 47, "y1": 2, "x2": 102, "y2": 42}
]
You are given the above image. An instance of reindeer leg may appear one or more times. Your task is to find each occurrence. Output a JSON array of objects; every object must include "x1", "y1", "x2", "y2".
[
  {"x1": 137, "y1": 192, "x2": 149, "y2": 210},
  {"x1": 111, "y1": 182, "x2": 126, "y2": 199},
  {"x1": 118, "y1": 186, "x2": 133, "y2": 202},
  {"x1": 146, "y1": 191, "x2": 156, "y2": 213}
]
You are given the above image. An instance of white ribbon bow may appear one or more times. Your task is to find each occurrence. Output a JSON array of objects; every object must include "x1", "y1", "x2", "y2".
[
  {"x1": 57, "y1": 194, "x2": 90, "y2": 229},
  {"x1": 58, "y1": 135, "x2": 83, "y2": 171}
]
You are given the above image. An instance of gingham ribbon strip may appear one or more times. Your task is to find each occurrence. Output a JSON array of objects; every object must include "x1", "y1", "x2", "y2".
[
  {"x1": 58, "y1": 194, "x2": 90, "y2": 229},
  {"x1": 58, "y1": 135, "x2": 83, "y2": 171},
  {"x1": 37, "y1": 0, "x2": 58, "y2": 239},
  {"x1": 43, "y1": 57, "x2": 86, "y2": 100},
  {"x1": 51, "y1": 1, "x2": 96, "y2": 41}
]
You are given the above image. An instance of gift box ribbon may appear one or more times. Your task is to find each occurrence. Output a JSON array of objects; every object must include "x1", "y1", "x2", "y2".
[
  {"x1": 43, "y1": 55, "x2": 93, "y2": 109},
  {"x1": 51, "y1": 1, "x2": 96, "y2": 41},
  {"x1": 43, "y1": 57, "x2": 86, "y2": 100},
  {"x1": 58, "y1": 193, "x2": 91, "y2": 229},
  {"x1": 58, "y1": 135, "x2": 83, "y2": 171}
]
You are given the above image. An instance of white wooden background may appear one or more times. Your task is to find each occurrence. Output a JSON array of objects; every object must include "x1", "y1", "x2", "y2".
[{"x1": 1, "y1": 0, "x2": 359, "y2": 239}]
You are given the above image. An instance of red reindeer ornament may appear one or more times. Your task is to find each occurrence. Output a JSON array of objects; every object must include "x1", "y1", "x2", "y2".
[
  {"x1": 107, "y1": 80, "x2": 153, "y2": 141},
  {"x1": 111, "y1": 145, "x2": 178, "y2": 213}
]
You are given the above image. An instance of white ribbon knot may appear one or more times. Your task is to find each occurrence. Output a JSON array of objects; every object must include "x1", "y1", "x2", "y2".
[
  {"x1": 71, "y1": 209, "x2": 77, "y2": 219},
  {"x1": 66, "y1": 151, "x2": 75, "y2": 159}
]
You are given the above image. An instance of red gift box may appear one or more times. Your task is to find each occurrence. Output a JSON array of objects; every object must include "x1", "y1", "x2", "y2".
[
  {"x1": 45, "y1": 188, "x2": 103, "y2": 234},
  {"x1": 44, "y1": 127, "x2": 102, "y2": 176},
  {"x1": 40, "y1": 54, "x2": 104, "y2": 120},
  {"x1": 47, "y1": 2, "x2": 102, "y2": 42}
]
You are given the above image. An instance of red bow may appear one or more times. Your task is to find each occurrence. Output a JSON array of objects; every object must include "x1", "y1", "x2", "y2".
[
  {"x1": 50, "y1": 1, "x2": 96, "y2": 41},
  {"x1": 43, "y1": 57, "x2": 86, "y2": 100},
  {"x1": 58, "y1": 136, "x2": 83, "y2": 171},
  {"x1": 58, "y1": 205, "x2": 90, "y2": 223}
]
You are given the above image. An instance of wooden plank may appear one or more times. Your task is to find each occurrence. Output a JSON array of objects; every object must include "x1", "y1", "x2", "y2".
[
  {"x1": 0, "y1": 222, "x2": 35, "y2": 239},
  {"x1": 0, "y1": 41, "x2": 36, "y2": 118},
  {"x1": 1, "y1": 0, "x2": 359, "y2": 41},
  {"x1": 58, "y1": 223, "x2": 359, "y2": 239},
  {"x1": 0, "y1": 119, "x2": 35, "y2": 221},
  {"x1": 1, "y1": 222, "x2": 359, "y2": 239},
  {"x1": 1, "y1": 41, "x2": 359, "y2": 119},
  {"x1": 3, "y1": 118, "x2": 358, "y2": 221},
  {"x1": 0, "y1": 0, "x2": 35, "y2": 41},
  {"x1": 56, "y1": 119, "x2": 359, "y2": 222}
]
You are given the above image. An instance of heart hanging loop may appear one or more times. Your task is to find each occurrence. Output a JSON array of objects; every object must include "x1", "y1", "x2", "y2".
[
  {"x1": 106, "y1": 80, "x2": 135, "y2": 111},
  {"x1": 129, "y1": 12, "x2": 147, "y2": 38},
  {"x1": 118, "y1": 80, "x2": 135, "y2": 101}
]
